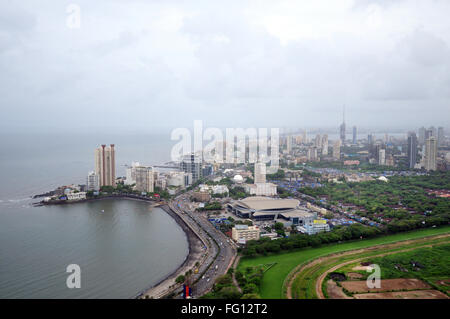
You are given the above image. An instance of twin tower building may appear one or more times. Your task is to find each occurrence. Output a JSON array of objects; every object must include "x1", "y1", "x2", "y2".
[{"x1": 91, "y1": 144, "x2": 116, "y2": 189}]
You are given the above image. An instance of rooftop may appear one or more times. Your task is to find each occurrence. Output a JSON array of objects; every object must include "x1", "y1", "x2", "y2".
[{"x1": 236, "y1": 196, "x2": 299, "y2": 211}]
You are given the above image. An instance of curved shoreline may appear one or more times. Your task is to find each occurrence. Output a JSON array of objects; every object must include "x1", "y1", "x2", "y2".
[
  {"x1": 34, "y1": 194, "x2": 202, "y2": 299},
  {"x1": 133, "y1": 205, "x2": 204, "y2": 299}
]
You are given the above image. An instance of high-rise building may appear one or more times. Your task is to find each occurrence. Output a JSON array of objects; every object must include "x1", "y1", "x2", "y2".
[
  {"x1": 425, "y1": 128, "x2": 434, "y2": 140},
  {"x1": 86, "y1": 171, "x2": 100, "y2": 191},
  {"x1": 286, "y1": 135, "x2": 292, "y2": 154},
  {"x1": 322, "y1": 134, "x2": 328, "y2": 156},
  {"x1": 418, "y1": 127, "x2": 425, "y2": 145},
  {"x1": 95, "y1": 144, "x2": 116, "y2": 187},
  {"x1": 333, "y1": 140, "x2": 341, "y2": 160},
  {"x1": 307, "y1": 147, "x2": 318, "y2": 161},
  {"x1": 180, "y1": 153, "x2": 202, "y2": 182},
  {"x1": 378, "y1": 149, "x2": 386, "y2": 166},
  {"x1": 314, "y1": 134, "x2": 322, "y2": 148},
  {"x1": 339, "y1": 105, "x2": 346, "y2": 143},
  {"x1": 438, "y1": 127, "x2": 444, "y2": 146},
  {"x1": 125, "y1": 161, "x2": 140, "y2": 185},
  {"x1": 424, "y1": 136, "x2": 437, "y2": 171},
  {"x1": 135, "y1": 166, "x2": 155, "y2": 193},
  {"x1": 430, "y1": 126, "x2": 437, "y2": 138},
  {"x1": 352, "y1": 126, "x2": 357, "y2": 144},
  {"x1": 407, "y1": 132, "x2": 418, "y2": 169},
  {"x1": 340, "y1": 121, "x2": 346, "y2": 144},
  {"x1": 254, "y1": 162, "x2": 266, "y2": 184},
  {"x1": 374, "y1": 143, "x2": 382, "y2": 163},
  {"x1": 368, "y1": 134, "x2": 374, "y2": 145}
]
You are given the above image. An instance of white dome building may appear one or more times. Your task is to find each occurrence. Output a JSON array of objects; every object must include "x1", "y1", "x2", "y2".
[
  {"x1": 378, "y1": 176, "x2": 388, "y2": 182},
  {"x1": 233, "y1": 174, "x2": 244, "y2": 183}
]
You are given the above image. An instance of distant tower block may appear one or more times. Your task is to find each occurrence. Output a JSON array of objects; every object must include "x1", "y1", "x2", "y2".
[{"x1": 254, "y1": 162, "x2": 266, "y2": 184}]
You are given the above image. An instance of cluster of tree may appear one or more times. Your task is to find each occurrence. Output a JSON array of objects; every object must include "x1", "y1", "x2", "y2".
[
  {"x1": 245, "y1": 177, "x2": 254, "y2": 184},
  {"x1": 240, "y1": 224, "x2": 383, "y2": 257},
  {"x1": 301, "y1": 169, "x2": 322, "y2": 178},
  {"x1": 114, "y1": 183, "x2": 135, "y2": 193},
  {"x1": 147, "y1": 187, "x2": 171, "y2": 200},
  {"x1": 300, "y1": 172, "x2": 450, "y2": 230},
  {"x1": 229, "y1": 186, "x2": 249, "y2": 200},
  {"x1": 217, "y1": 217, "x2": 253, "y2": 233},
  {"x1": 204, "y1": 177, "x2": 233, "y2": 187},
  {"x1": 197, "y1": 201, "x2": 222, "y2": 211},
  {"x1": 277, "y1": 186, "x2": 293, "y2": 199},
  {"x1": 201, "y1": 268, "x2": 261, "y2": 299},
  {"x1": 201, "y1": 273, "x2": 242, "y2": 299},
  {"x1": 273, "y1": 222, "x2": 285, "y2": 237},
  {"x1": 234, "y1": 266, "x2": 263, "y2": 298},
  {"x1": 266, "y1": 169, "x2": 285, "y2": 180},
  {"x1": 99, "y1": 185, "x2": 117, "y2": 193}
]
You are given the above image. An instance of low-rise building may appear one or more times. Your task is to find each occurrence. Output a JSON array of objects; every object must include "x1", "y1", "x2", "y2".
[
  {"x1": 244, "y1": 183, "x2": 277, "y2": 196},
  {"x1": 135, "y1": 166, "x2": 155, "y2": 193},
  {"x1": 278, "y1": 209, "x2": 316, "y2": 226},
  {"x1": 297, "y1": 220, "x2": 330, "y2": 235},
  {"x1": 228, "y1": 197, "x2": 300, "y2": 220},
  {"x1": 67, "y1": 192, "x2": 87, "y2": 201},
  {"x1": 193, "y1": 191, "x2": 211, "y2": 202},
  {"x1": 232, "y1": 225, "x2": 260, "y2": 243},
  {"x1": 212, "y1": 185, "x2": 229, "y2": 195}
]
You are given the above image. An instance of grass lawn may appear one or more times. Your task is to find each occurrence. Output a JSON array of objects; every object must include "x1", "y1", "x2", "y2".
[{"x1": 237, "y1": 226, "x2": 450, "y2": 299}]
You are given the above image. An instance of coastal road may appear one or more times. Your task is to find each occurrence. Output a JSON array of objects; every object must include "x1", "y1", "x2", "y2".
[{"x1": 173, "y1": 192, "x2": 237, "y2": 298}]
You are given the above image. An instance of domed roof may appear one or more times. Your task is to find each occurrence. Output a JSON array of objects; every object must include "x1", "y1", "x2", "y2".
[{"x1": 233, "y1": 174, "x2": 244, "y2": 183}]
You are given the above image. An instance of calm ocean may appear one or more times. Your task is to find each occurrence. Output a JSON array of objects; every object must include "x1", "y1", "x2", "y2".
[{"x1": 0, "y1": 132, "x2": 189, "y2": 298}]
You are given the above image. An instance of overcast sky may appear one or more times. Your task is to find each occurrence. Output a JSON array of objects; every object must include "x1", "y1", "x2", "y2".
[{"x1": 1, "y1": 0, "x2": 449, "y2": 133}]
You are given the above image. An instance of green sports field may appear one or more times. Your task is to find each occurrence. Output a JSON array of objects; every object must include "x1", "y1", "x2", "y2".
[{"x1": 237, "y1": 226, "x2": 450, "y2": 299}]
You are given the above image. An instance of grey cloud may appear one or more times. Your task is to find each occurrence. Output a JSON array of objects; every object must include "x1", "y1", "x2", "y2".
[{"x1": 0, "y1": 0, "x2": 449, "y2": 132}]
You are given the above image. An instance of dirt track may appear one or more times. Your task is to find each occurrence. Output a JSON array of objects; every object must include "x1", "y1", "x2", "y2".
[
  {"x1": 285, "y1": 233, "x2": 450, "y2": 299},
  {"x1": 341, "y1": 278, "x2": 431, "y2": 293},
  {"x1": 354, "y1": 290, "x2": 449, "y2": 299}
]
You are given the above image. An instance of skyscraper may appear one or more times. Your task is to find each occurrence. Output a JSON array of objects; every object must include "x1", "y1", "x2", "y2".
[
  {"x1": 418, "y1": 127, "x2": 426, "y2": 145},
  {"x1": 425, "y1": 128, "x2": 434, "y2": 140},
  {"x1": 180, "y1": 153, "x2": 202, "y2": 182},
  {"x1": 286, "y1": 135, "x2": 292, "y2": 154},
  {"x1": 352, "y1": 126, "x2": 357, "y2": 144},
  {"x1": 95, "y1": 144, "x2": 116, "y2": 187},
  {"x1": 322, "y1": 134, "x2": 328, "y2": 155},
  {"x1": 378, "y1": 149, "x2": 386, "y2": 166},
  {"x1": 254, "y1": 162, "x2": 266, "y2": 184},
  {"x1": 438, "y1": 127, "x2": 444, "y2": 146},
  {"x1": 374, "y1": 143, "x2": 382, "y2": 163},
  {"x1": 333, "y1": 140, "x2": 341, "y2": 160},
  {"x1": 339, "y1": 105, "x2": 346, "y2": 143},
  {"x1": 407, "y1": 132, "x2": 418, "y2": 169},
  {"x1": 424, "y1": 136, "x2": 437, "y2": 171},
  {"x1": 135, "y1": 166, "x2": 155, "y2": 193},
  {"x1": 307, "y1": 147, "x2": 318, "y2": 161},
  {"x1": 314, "y1": 134, "x2": 322, "y2": 148}
]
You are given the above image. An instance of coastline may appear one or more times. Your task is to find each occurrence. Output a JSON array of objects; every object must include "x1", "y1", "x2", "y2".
[
  {"x1": 33, "y1": 194, "x2": 203, "y2": 299},
  {"x1": 135, "y1": 204, "x2": 206, "y2": 299}
]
